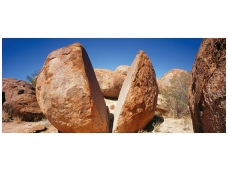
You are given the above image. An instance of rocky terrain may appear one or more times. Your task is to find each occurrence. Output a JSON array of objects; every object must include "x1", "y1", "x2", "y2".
[
  {"x1": 2, "y1": 38, "x2": 225, "y2": 133},
  {"x1": 157, "y1": 69, "x2": 190, "y2": 92},
  {"x1": 2, "y1": 98, "x2": 193, "y2": 133},
  {"x1": 2, "y1": 78, "x2": 45, "y2": 122}
]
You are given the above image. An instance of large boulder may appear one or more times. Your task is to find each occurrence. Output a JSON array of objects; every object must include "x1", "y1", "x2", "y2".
[
  {"x1": 2, "y1": 78, "x2": 44, "y2": 122},
  {"x1": 112, "y1": 50, "x2": 158, "y2": 133},
  {"x1": 36, "y1": 42, "x2": 109, "y2": 133},
  {"x1": 188, "y1": 38, "x2": 226, "y2": 133},
  {"x1": 114, "y1": 65, "x2": 130, "y2": 76},
  {"x1": 94, "y1": 69, "x2": 125, "y2": 98},
  {"x1": 158, "y1": 69, "x2": 189, "y2": 92},
  {"x1": 2, "y1": 78, "x2": 35, "y2": 102},
  {"x1": 2, "y1": 94, "x2": 44, "y2": 121}
]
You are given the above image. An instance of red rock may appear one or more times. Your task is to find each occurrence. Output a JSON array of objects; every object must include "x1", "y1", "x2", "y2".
[
  {"x1": 2, "y1": 78, "x2": 44, "y2": 122},
  {"x1": 36, "y1": 42, "x2": 109, "y2": 133},
  {"x1": 188, "y1": 38, "x2": 226, "y2": 133},
  {"x1": 112, "y1": 50, "x2": 158, "y2": 133},
  {"x1": 2, "y1": 78, "x2": 35, "y2": 102},
  {"x1": 94, "y1": 69, "x2": 125, "y2": 98},
  {"x1": 2, "y1": 94, "x2": 44, "y2": 121}
]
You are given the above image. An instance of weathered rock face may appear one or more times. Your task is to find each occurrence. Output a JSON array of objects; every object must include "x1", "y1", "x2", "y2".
[
  {"x1": 94, "y1": 69, "x2": 125, "y2": 98},
  {"x1": 114, "y1": 65, "x2": 130, "y2": 76},
  {"x1": 2, "y1": 78, "x2": 35, "y2": 102},
  {"x1": 113, "y1": 50, "x2": 158, "y2": 133},
  {"x1": 158, "y1": 69, "x2": 189, "y2": 92},
  {"x1": 2, "y1": 78, "x2": 44, "y2": 122},
  {"x1": 36, "y1": 42, "x2": 109, "y2": 133},
  {"x1": 188, "y1": 38, "x2": 226, "y2": 133},
  {"x1": 2, "y1": 94, "x2": 44, "y2": 121}
]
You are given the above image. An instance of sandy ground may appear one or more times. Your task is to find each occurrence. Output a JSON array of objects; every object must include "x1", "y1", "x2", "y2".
[
  {"x1": 2, "y1": 98, "x2": 193, "y2": 133},
  {"x1": 2, "y1": 119, "x2": 58, "y2": 133},
  {"x1": 152, "y1": 117, "x2": 193, "y2": 133}
]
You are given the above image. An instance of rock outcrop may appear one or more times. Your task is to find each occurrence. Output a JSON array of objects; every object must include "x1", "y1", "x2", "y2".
[
  {"x1": 158, "y1": 69, "x2": 189, "y2": 92},
  {"x1": 112, "y1": 50, "x2": 158, "y2": 133},
  {"x1": 94, "y1": 69, "x2": 125, "y2": 98},
  {"x1": 3, "y1": 94, "x2": 44, "y2": 121},
  {"x1": 2, "y1": 78, "x2": 35, "y2": 102},
  {"x1": 114, "y1": 65, "x2": 130, "y2": 76},
  {"x1": 188, "y1": 38, "x2": 226, "y2": 133},
  {"x1": 2, "y1": 78, "x2": 44, "y2": 121},
  {"x1": 36, "y1": 42, "x2": 109, "y2": 133}
]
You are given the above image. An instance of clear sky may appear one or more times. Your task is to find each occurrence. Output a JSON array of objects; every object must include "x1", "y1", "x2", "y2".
[{"x1": 2, "y1": 38, "x2": 202, "y2": 81}]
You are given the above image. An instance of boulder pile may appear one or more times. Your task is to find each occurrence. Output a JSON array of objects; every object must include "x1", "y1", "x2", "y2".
[{"x1": 34, "y1": 43, "x2": 159, "y2": 133}]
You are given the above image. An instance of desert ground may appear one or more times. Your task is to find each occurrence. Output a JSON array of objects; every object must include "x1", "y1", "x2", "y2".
[{"x1": 2, "y1": 98, "x2": 193, "y2": 133}]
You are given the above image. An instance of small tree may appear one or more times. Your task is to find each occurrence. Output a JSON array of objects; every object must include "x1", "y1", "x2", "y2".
[
  {"x1": 26, "y1": 70, "x2": 39, "y2": 88},
  {"x1": 160, "y1": 71, "x2": 190, "y2": 118}
]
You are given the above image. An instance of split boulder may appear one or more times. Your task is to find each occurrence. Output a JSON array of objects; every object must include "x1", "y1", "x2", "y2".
[
  {"x1": 112, "y1": 50, "x2": 158, "y2": 133},
  {"x1": 36, "y1": 43, "x2": 109, "y2": 133}
]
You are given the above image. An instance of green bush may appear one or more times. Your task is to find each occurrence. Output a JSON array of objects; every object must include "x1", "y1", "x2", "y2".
[{"x1": 26, "y1": 70, "x2": 39, "y2": 88}]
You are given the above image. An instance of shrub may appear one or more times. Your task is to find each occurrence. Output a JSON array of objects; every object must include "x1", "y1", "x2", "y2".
[
  {"x1": 160, "y1": 71, "x2": 190, "y2": 118},
  {"x1": 26, "y1": 70, "x2": 39, "y2": 88}
]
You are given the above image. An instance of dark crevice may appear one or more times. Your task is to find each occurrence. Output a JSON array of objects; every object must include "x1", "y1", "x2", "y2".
[
  {"x1": 34, "y1": 127, "x2": 47, "y2": 133},
  {"x1": 18, "y1": 90, "x2": 24, "y2": 95},
  {"x1": 109, "y1": 113, "x2": 114, "y2": 133},
  {"x1": 192, "y1": 82, "x2": 196, "y2": 94},
  {"x1": 2, "y1": 92, "x2": 6, "y2": 105},
  {"x1": 215, "y1": 41, "x2": 222, "y2": 51},
  {"x1": 198, "y1": 93, "x2": 204, "y2": 112},
  {"x1": 143, "y1": 114, "x2": 164, "y2": 132}
]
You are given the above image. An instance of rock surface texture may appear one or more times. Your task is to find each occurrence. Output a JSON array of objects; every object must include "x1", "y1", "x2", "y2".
[
  {"x1": 2, "y1": 78, "x2": 35, "y2": 102},
  {"x1": 157, "y1": 69, "x2": 189, "y2": 92},
  {"x1": 2, "y1": 78, "x2": 44, "y2": 121},
  {"x1": 114, "y1": 65, "x2": 130, "y2": 76},
  {"x1": 188, "y1": 38, "x2": 226, "y2": 133},
  {"x1": 36, "y1": 43, "x2": 109, "y2": 133},
  {"x1": 94, "y1": 69, "x2": 125, "y2": 98},
  {"x1": 3, "y1": 94, "x2": 44, "y2": 121},
  {"x1": 112, "y1": 50, "x2": 158, "y2": 133}
]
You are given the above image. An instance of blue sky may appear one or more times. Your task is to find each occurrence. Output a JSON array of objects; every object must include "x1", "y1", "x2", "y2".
[{"x1": 2, "y1": 38, "x2": 202, "y2": 81}]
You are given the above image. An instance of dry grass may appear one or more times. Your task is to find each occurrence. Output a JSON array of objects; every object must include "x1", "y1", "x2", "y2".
[
  {"x1": 153, "y1": 122, "x2": 161, "y2": 132},
  {"x1": 137, "y1": 111, "x2": 193, "y2": 133},
  {"x1": 182, "y1": 115, "x2": 192, "y2": 131}
]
